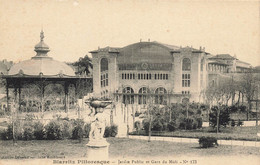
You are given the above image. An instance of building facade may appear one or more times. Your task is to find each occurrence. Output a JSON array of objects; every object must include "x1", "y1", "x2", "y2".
[{"x1": 90, "y1": 41, "x2": 251, "y2": 105}]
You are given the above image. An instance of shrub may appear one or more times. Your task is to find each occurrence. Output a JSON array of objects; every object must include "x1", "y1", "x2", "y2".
[
  {"x1": 209, "y1": 106, "x2": 230, "y2": 130},
  {"x1": 61, "y1": 120, "x2": 73, "y2": 139},
  {"x1": 167, "y1": 121, "x2": 176, "y2": 132},
  {"x1": 185, "y1": 118, "x2": 194, "y2": 130},
  {"x1": 196, "y1": 109, "x2": 202, "y2": 115},
  {"x1": 237, "y1": 119, "x2": 243, "y2": 126},
  {"x1": 45, "y1": 120, "x2": 63, "y2": 140},
  {"x1": 104, "y1": 125, "x2": 118, "y2": 137},
  {"x1": 134, "y1": 121, "x2": 141, "y2": 132},
  {"x1": 196, "y1": 117, "x2": 203, "y2": 129},
  {"x1": 152, "y1": 118, "x2": 164, "y2": 131},
  {"x1": 22, "y1": 123, "x2": 34, "y2": 140},
  {"x1": 142, "y1": 119, "x2": 150, "y2": 135},
  {"x1": 110, "y1": 125, "x2": 118, "y2": 137},
  {"x1": 178, "y1": 118, "x2": 194, "y2": 130},
  {"x1": 104, "y1": 126, "x2": 111, "y2": 137},
  {"x1": 231, "y1": 119, "x2": 236, "y2": 127},
  {"x1": 83, "y1": 123, "x2": 91, "y2": 138},
  {"x1": 178, "y1": 121, "x2": 186, "y2": 130},
  {"x1": 199, "y1": 136, "x2": 218, "y2": 148},
  {"x1": 192, "y1": 121, "x2": 198, "y2": 130},
  {"x1": 0, "y1": 129, "x2": 5, "y2": 140},
  {"x1": 33, "y1": 121, "x2": 45, "y2": 140},
  {"x1": 72, "y1": 125, "x2": 83, "y2": 140},
  {"x1": 1, "y1": 124, "x2": 13, "y2": 140},
  {"x1": 71, "y1": 119, "x2": 84, "y2": 140}
]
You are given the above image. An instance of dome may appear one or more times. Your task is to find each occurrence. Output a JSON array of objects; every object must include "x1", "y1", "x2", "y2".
[
  {"x1": 8, "y1": 31, "x2": 75, "y2": 77},
  {"x1": 8, "y1": 57, "x2": 75, "y2": 76}
]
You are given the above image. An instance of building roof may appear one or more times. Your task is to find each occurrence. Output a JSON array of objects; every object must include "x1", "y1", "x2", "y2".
[
  {"x1": 209, "y1": 54, "x2": 236, "y2": 60},
  {"x1": 208, "y1": 60, "x2": 229, "y2": 65},
  {"x1": 152, "y1": 41, "x2": 179, "y2": 50},
  {"x1": 89, "y1": 46, "x2": 121, "y2": 53},
  {"x1": 8, "y1": 58, "x2": 75, "y2": 76},
  {"x1": 117, "y1": 41, "x2": 175, "y2": 64},
  {"x1": 7, "y1": 31, "x2": 75, "y2": 77},
  {"x1": 90, "y1": 41, "x2": 180, "y2": 54},
  {"x1": 236, "y1": 60, "x2": 251, "y2": 66}
]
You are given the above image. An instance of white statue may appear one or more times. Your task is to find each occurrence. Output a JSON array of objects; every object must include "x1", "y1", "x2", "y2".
[{"x1": 89, "y1": 108, "x2": 106, "y2": 141}]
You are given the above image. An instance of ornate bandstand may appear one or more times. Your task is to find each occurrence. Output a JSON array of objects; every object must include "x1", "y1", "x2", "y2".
[{"x1": 1, "y1": 31, "x2": 92, "y2": 113}]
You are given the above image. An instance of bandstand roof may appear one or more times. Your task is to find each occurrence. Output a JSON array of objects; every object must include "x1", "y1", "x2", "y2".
[{"x1": 6, "y1": 30, "x2": 75, "y2": 78}]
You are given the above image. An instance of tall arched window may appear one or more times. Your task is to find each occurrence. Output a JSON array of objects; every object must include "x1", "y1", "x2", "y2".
[
  {"x1": 138, "y1": 87, "x2": 149, "y2": 104},
  {"x1": 182, "y1": 58, "x2": 191, "y2": 71},
  {"x1": 100, "y1": 58, "x2": 108, "y2": 72},
  {"x1": 100, "y1": 58, "x2": 108, "y2": 88},
  {"x1": 123, "y1": 87, "x2": 134, "y2": 104},
  {"x1": 182, "y1": 58, "x2": 191, "y2": 88},
  {"x1": 155, "y1": 87, "x2": 167, "y2": 105}
]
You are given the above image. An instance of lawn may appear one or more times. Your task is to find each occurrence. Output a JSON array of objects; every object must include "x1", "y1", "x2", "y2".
[
  {"x1": 0, "y1": 137, "x2": 259, "y2": 160},
  {"x1": 130, "y1": 126, "x2": 260, "y2": 141}
]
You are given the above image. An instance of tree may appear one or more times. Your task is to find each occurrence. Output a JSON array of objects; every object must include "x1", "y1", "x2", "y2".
[
  {"x1": 72, "y1": 55, "x2": 93, "y2": 75},
  {"x1": 239, "y1": 70, "x2": 259, "y2": 120},
  {"x1": 209, "y1": 106, "x2": 230, "y2": 132}
]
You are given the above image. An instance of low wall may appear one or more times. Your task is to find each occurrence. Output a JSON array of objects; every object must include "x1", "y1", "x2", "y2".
[
  {"x1": 202, "y1": 121, "x2": 260, "y2": 127},
  {"x1": 243, "y1": 121, "x2": 260, "y2": 127}
]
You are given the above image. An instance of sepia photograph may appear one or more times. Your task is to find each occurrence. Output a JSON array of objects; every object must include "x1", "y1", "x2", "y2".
[{"x1": 0, "y1": 0, "x2": 259, "y2": 165}]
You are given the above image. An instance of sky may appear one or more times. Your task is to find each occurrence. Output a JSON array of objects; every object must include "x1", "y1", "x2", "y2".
[{"x1": 0, "y1": 0, "x2": 259, "y2": 66}]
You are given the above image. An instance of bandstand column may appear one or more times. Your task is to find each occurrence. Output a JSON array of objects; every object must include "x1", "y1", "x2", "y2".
[
  {"x1": 64, "y1": 82, "x2": 69, "y2": 113},
  {"x1": 14, "y1": 88, "x2": 17, "y2": 106},
  {"x1": 18, "y1": 81, "x2": 21, "y2": 112},
  {"x1": 6, "y1": 81, "x2": 9, "y2": 113},
  {"x1": 40, "y1": 79, "x2": 45, "y2": 113}
]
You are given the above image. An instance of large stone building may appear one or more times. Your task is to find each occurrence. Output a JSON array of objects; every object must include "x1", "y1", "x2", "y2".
[{"x1": 90, "y1": 41, "x2": 251, "y2": 106}]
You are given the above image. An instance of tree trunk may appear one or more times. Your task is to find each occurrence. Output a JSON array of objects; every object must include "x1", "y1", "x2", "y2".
[
  {"x1": 216, "y1": 107, "x2": 220, "y2": 134},
  {"x1": 169, "y1": 107, "x2": 172, "y2": 122},
  {"x1": 237, "y1": 91, "x2": 241, "y2": 105},
  {"x1": 247, "y1": 101, "x2": 251, "y2": 121},
  {"x1": 231, "y1": 92, "x2": 236, "y2": 106}
]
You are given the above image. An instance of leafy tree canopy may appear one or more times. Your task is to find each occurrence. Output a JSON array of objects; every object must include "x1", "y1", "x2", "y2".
[{"x1": 72, "y1": 55, "x2": 93, "y2": 75}]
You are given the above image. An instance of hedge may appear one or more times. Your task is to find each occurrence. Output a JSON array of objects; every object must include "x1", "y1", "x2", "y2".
[{"x1": 0, "y1": 119, "x2": 118, "y2": 141}]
